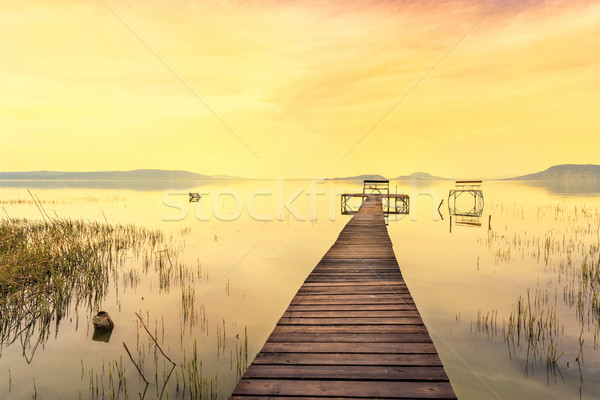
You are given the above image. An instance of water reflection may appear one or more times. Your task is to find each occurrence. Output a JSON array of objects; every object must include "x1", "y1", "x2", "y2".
[
  {"x1": 450, "y1": 215, "x2": 483, "y2": 230},
  {"x1": 92, "y1": 329, "x2": 113, "y2": 343},
  {"x1": 510, "y1": 179, "x2": 600, "y2": 197},
  {"x1": 2, "y1": 180, "x2": 600, "y2": 400}
]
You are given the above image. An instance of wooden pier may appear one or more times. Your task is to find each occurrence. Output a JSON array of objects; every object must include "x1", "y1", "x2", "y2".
[{"x1": 230, "y1": 195, "x2": 456, "y2": 399}]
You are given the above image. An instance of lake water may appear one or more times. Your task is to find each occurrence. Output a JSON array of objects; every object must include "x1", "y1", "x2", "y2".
[{"x1": 1, "y1": 179, "x2": 599, "y2": 399}]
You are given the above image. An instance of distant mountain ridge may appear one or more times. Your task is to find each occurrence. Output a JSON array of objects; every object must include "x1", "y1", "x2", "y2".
[
  {"x1": 327, "y1": 174, "x2": 387, "y2": 181},
  {"x1": 510, "y1": 164, "x2": 600, "y2": 181},
  {"x1": 3, "y1": 164, "x2": 598, "y2": 182},
  {"x1": 394, "y1": 172, "x2": 448, "y2": 180},
  {"x1": 328, "y1": 172, "x2": 448, "y2": 181},
  {"x1": 329, "y1": 165, "x2": 600, "y2": 182},
  {"x1": 0, "y1": 169, "x2": 246, "y2": 180}
]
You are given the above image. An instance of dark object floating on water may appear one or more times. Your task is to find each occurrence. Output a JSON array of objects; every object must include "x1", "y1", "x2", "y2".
[
  {"x1": 189, "y1": 193, "x2": 201, "y2": 202},
  {"x1": 92, "y1": 328, "x2": 113, "y2": 343},
  {"x1": 92, "y1": 311, "x2": 114, "y2": 331}
]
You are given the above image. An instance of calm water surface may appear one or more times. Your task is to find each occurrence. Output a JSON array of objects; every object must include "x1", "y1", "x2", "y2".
[{"x1": 0, "y1": 179, "x2": 599, "y2": 399}]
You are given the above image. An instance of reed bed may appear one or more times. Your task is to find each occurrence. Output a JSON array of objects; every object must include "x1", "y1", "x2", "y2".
[
  {"x1": 0, "y1": 213, "x2": 250, "y2": 399},
  {"x1": 0, "y1": 196, "x2": 123, "y2": 206},
  {"x1": 475, "y1": 201, "x2": 600, "y2": 380},
  {"x1": 79, "y1": 316, "x2": 248, "y2": 400},
  {"x1": 0, "y1": 216, "x2": 164, "y2": 360}
]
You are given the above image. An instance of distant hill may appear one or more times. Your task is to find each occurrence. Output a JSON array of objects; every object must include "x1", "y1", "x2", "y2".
[
  {"x1": 510, "y1": 164, "x2": 600, "y2": 181},
  {"x1": 0, "y1": 169, "x2": 247, "y2": 180},
  {"x1": 327, "y1": 174, "x2": 387, "y2": 181},
  {"x1": 327, "y1": 172, "x2": 450, "y2": 181},
  {"x1": 394, "y1": 172, "x2": 449, "y2": 180}
]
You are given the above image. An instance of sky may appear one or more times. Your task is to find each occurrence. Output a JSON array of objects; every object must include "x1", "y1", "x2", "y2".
[{"x1": 1, "y1": 0, "x2": 599, "y2": 179}]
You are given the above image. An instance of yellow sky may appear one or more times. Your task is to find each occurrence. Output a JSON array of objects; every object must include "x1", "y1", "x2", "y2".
[{"x1": 1, "y1": 0, "x2": 599, "y2": 179}]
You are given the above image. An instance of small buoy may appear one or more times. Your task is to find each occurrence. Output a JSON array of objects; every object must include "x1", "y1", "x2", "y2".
[{"x1": 92, "y1": 311, "x2": 114, "y2": 331}]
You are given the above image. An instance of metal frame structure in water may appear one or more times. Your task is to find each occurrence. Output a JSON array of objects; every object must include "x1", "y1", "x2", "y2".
[
  {"x1": 448, "y1": 180, "x2": 484, "y2": 227},
  {"x1": 341, "y1": 180, "x2": 409, "y2": 217},
  {"x1": 363, "y1": 180, "x2": 390, "y2": 196}
]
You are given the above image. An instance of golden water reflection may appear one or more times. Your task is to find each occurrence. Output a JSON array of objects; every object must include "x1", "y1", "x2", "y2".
[{"x1": 0, "y1": 179, "x2": 598, "y2": 399}]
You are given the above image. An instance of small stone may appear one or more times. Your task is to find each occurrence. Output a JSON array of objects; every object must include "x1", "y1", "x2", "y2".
[{"x1": 92, "y1": 311, "x2": 114, "y2": 331}]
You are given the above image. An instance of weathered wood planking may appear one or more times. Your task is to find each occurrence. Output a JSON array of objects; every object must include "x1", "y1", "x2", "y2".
[{"x1": 229, "y1": 195, "x2": 456, "y2": 399}]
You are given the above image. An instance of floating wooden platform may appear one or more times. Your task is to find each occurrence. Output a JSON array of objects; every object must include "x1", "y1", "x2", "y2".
[{"x1": 230, "y1": 195, "x2": 456, "y2": 399}]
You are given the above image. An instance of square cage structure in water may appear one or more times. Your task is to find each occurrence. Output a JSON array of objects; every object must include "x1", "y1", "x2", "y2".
[
  {"x1": 448, "y1": 181, "x2": 484, "y2": 218},
  {"x1": 341, "y1": 180, "x2": 409, "y2": 216},
  {"x1": 363, "y1": 179, "x2": 390, "y2": 195}
]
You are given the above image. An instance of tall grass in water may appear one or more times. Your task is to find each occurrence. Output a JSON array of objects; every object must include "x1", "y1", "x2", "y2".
[
  {"x1": 1, "y1": 197, "x2": 252, "y2": 399},
  {"x1": 81, "y1": 319, "x2": 249, "y2": 399},
  {"x1": 475, "y1": 202, "x2": 600, "y2": 385},
  {"x1": 0, "y1": 216, "x2": 164, "y2": 360}
]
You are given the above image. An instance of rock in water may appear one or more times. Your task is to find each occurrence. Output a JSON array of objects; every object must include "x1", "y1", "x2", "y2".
[{"x1": 92, "y1": 311, "x2": 114, "y2": 331}]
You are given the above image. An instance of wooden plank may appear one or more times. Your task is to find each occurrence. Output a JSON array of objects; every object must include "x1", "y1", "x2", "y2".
[
  {"x1": 266, "y1": 332, "x2": 433, "y2": 343},
  {"x1": 252, "y1": 352, "x2": 443, "y2": 366},
  {"x1": 277, "y1": 317, "x2": 424, "y2": 325},
  {"x1": 305, "y1": 276, "x2": 403, "y2": 279},
  {"x1": 302, "y1": 282, "x2": 408, "y2": 287},
  {"x1": 232, "y1": 397, "x2": 442, "y2": 400},
  {"x1": 232, "y1": 398, "x2": 446, "y2": 400},
  {"x1": 282, "y1": 310, "x2": 419, "y2": 317},
  {"x1": 272, "y1": 325, "x2": 428, "y2": 334},
  {"x1": 231, "y1": 380, "x2": 456, "y2": 398},
  {"x1": 307, "y1": 273, "x2": 402, "y2": 276},
  {"x1": 290, "y1": 297, "x2": 416, "y2": 305},
  {"x1": 259, "y1": 342, "x2": 438, "y2": 354},
  {"x1": 243, "y1": 365, "x2": 450, "y2": 381},
  {"x1": 298, "y1": 284, "x2": 409, "y2": 289},
  {"x1": 286, "y1": 304, "x2": 418, "y2": 311},
  {"x1": 297, "y1": 287, "x2": 410, "y2": 295},
  {"x1": 291, "y1": 294, "x2": 416, "y2": 302}
]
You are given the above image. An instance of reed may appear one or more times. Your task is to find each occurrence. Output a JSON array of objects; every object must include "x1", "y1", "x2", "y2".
[
  {"x1": 0, "y1": 216, "x2": 167, "y2": 361},
  {"x1": 2, "y1": 203, "x2": 249, "y2": 398},
  {"x1": 475, "y1": 201, "x2": 600, "y2": 380}
]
